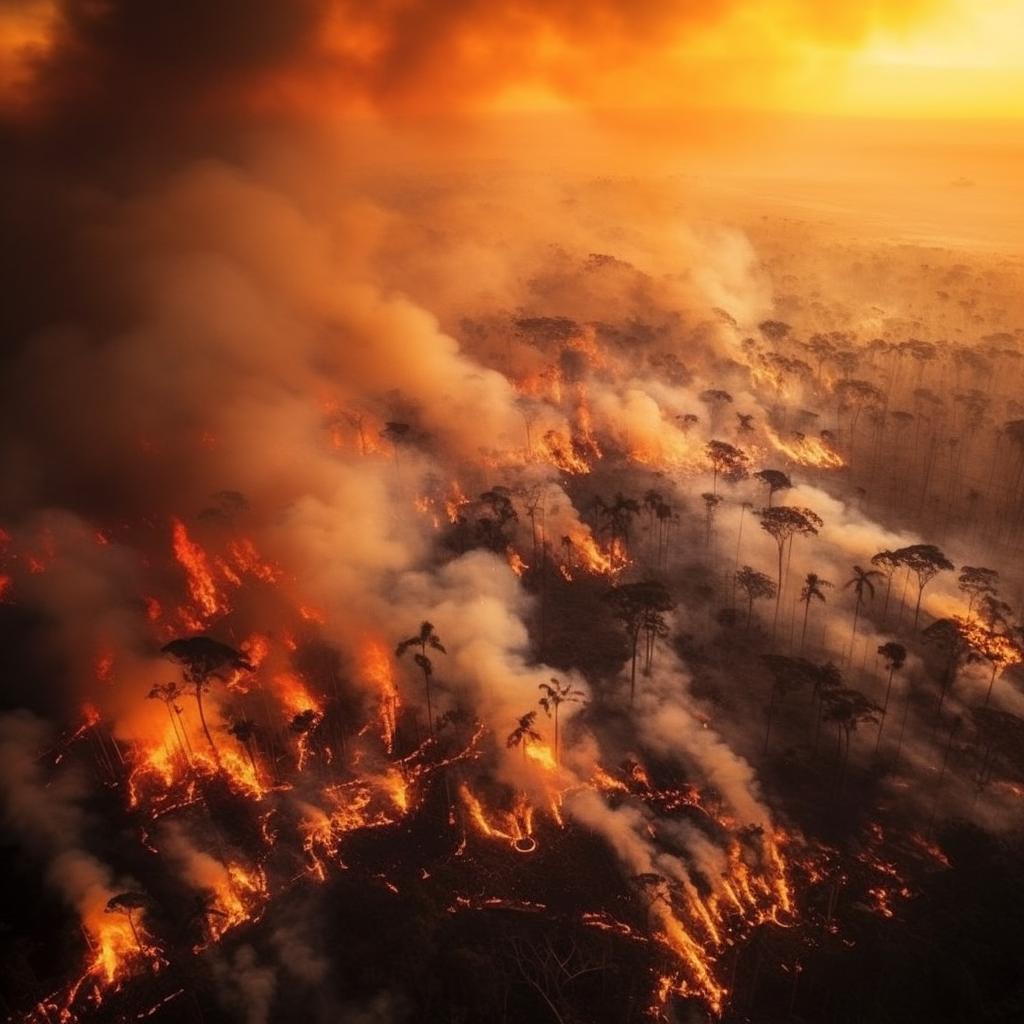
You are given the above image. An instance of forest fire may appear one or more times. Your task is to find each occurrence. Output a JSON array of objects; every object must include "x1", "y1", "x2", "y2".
[{"x1": 1, "y1": 2, "x2": 1023, "y2": 1021}]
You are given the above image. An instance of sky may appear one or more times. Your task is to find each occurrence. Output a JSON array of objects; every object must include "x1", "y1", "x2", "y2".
[{"x1": 1, "y1": 0, "x2": 1022, "y2": 127}]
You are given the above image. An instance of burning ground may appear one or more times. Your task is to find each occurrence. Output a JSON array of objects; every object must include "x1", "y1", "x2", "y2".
[{"x1": 2, "y1": 2, "x2": 1024, "y2": 1023}]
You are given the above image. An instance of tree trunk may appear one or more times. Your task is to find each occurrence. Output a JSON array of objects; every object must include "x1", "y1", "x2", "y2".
[{"x1": 194, "y1": 684, "x2": 219, "y2": 762}]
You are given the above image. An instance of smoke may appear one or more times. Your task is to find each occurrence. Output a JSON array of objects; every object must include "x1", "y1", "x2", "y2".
[{"x1": 0, "y1": 711, "x2": 139, "y2": 957}]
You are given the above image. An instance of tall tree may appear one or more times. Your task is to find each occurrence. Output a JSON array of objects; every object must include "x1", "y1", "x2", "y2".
[
  {"x1": 701, "y1": 492, "x2": 723, "y2": 547},
  {"x1": 760, "y1": 655, "x2": 816, "y2": 755},
  {"x1": 735, "y1": 565, "x2": 777, "y2": 630},
  {"x1": 844, "y1": 566, "x2": 884, "y2": 660},
  {"x1": 104, "y1": 892, "x2": 149, "y2": 954},
  {"x1": 922, "y1": 617, "x2": 978, "y2": 719},
  {"x1": 957, "y1": 566, "x2": 999, "y2": 619},
  {"x1": 161, "y1": 637, "x2": 254, "y2": 762},
  {"x1": 603, "y1": 580, "x2": 675, "y2": 705},
  {"x1": 754, "y1": 506, "x2": 824, "y2": 632},
  {"x1": 477, "y1": 486, "x2": 518, "y2": 553},
  {"x1": 798, "y1": 573, "x2": 833, "y2": 653},
  {"x1": 896, "y1": 544, "x2": 955, "y2": 629},
  {"x1": 396, "y1": 621, "x2": 446, "y2": 739},
  {"x1": 705, "y1": 440, "x2": 749, "y2": 495},
  {"x1": 754, "y1": 469, "x2": 792, "y2": 509},
  {"x1": 822, "y1": 688, "x2": 882, "y2": 791},
  {"x1": 875, "y1": 642, "x2": 907, "y2": 753},
  {"x1": 227, "y1": 718, "x2": 259, "y2": 774},
  {"x1": 869, "y1": 549, "x2": 903, "y2": 627},
  {"x1": 146, "y1": 680, "x2": 191, "y2": 762},
  {"x1": 538, "y1": 678, "x2": 584, "y2": 764},
  {"x1": 599, "y1": 492, "x2": 641, "y2": 566}
]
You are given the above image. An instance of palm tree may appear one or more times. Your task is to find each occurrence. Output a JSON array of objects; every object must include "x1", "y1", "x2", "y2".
[
  {"x1": 507, "y1": 711, "x2": 542, "y2": 762},
  {"x1": 538, "y1": 678, "x2": 584, "y2": 764},
  {"x1": 161, "y1": 637, "x2": 254, "y2": 762},
  {"x1": 844, "y1": 566, "x2": 883, "y2": 661},
  {"x1": 396, "y1": 621, "x2": 446, "y2": 739},
  {"x1": 798, "y1": 573, "x2": 833, "y2": 653}
]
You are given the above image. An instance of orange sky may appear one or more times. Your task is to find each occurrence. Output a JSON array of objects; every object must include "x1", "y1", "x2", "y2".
[{"x1": 1, "y1": 0, "x2": 1022, "y2": 123}]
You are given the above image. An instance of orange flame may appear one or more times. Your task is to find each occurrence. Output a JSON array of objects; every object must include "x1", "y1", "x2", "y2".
[
  {"x1": 362, "y1": 641, "x2": 400, "y2": 754},
  {"x1": 171, "y1": 519, "x2": 224, "y2": 623}
]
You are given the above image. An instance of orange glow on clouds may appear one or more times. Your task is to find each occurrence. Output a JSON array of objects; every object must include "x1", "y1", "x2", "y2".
[{"x1": 3, "y1": 0, "x2": 1021, "y2": 123}]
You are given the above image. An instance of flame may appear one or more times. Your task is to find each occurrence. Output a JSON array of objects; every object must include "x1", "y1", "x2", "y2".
[
  {"x1": 535, "y1": 428, "x2": 592, "y2": 474},
  {"x1": 362, "y1": 641, "x2": 400, "y2": 754},
  {"x1": 459, "y1": 784, "x2": 537, "y2": 850},
  {"x1": 525, "y1": 741, "x2": 557, "y2": 771},
  {"x1": 444, "y1": 481, "x2": 471, "y2": 524},
  {"x1": 272, "y1": 672, "x2": 323, "y2": 719},
  {"x1": 171, "y1": 519, "x2": 224, "y2": 624},
  {"x1": 241, "y1": 632, "x2": 271, "y2": 668},
  {"x1": 224, "y1": 538, "x2": 281, "y2": 584},
  {"x1": 506, "y1": 549, "x2": 529, "y2": 577},
  {"x1": 562, "y1": 523, "x2": 617, "y2": 576},
  {"x1": 764, "y1": 426, "x2": 845, "y2": 468}
]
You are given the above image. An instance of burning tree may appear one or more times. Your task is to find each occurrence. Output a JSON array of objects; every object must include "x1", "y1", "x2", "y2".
[
  {"x1": 160, "y1": 637, "x2": 255, "y2": 761},
  {"x1": 103, "y1": 893, "x2": 149, "y2": 955},
  {"x1": 396, "y1": 621, "x2": 447, "y2": 739}
]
